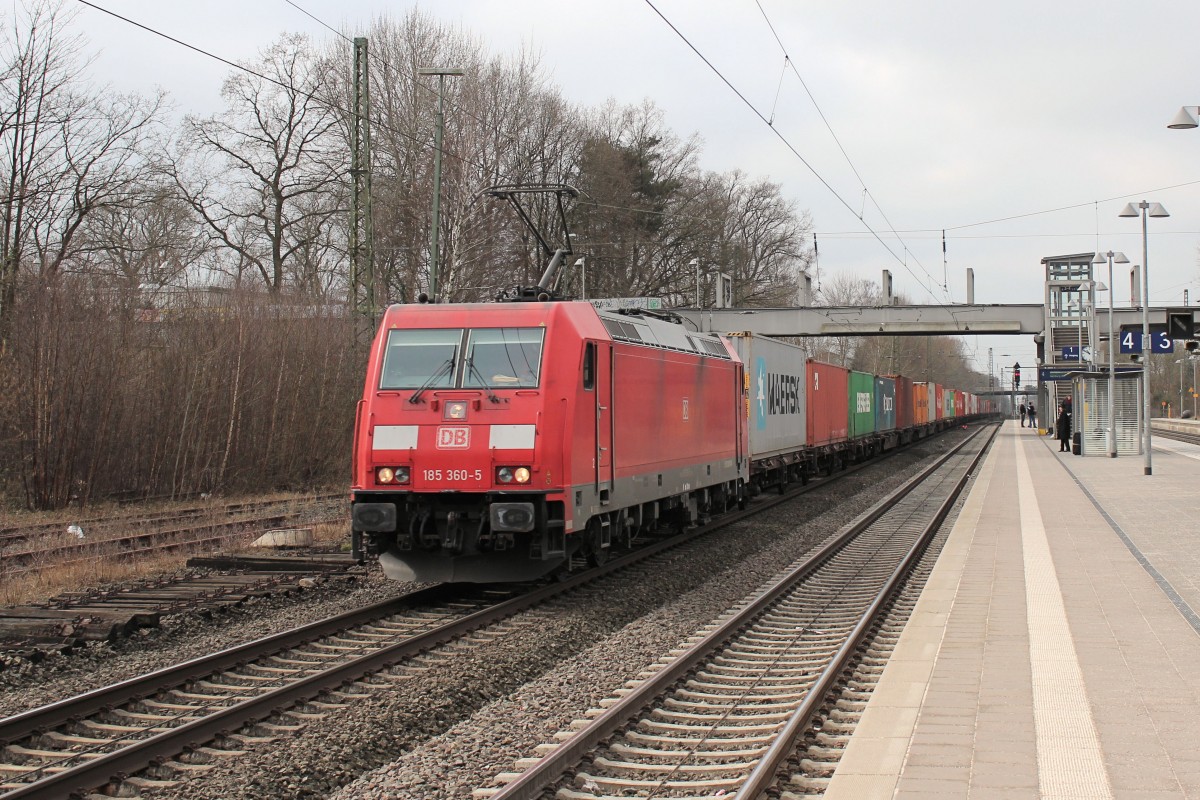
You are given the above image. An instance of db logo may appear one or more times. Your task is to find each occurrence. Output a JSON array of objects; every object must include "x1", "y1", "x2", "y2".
[{"x1": 437, "y1": 426, "x2": 470, "y2": 449}]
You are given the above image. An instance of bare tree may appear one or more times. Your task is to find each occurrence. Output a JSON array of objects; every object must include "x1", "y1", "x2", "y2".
[
  {"x1": 173, "y1": 33, "x2": 345, "y2": 296},
  {"x1": 332, "y1": 11, "x2": 585, "y2": 305},
  {"x1": 0, "y1": 0, "x2": 162, "y2": 339},
  {"x1": 73, "y1": 185, "x2": 210, "y2": 291},
  {"x1": 809, "y1": 272, "x2": 878, "y2": 366},
  {"x1": 695, "y1": 170, "x2": 811, "y2": 307}
]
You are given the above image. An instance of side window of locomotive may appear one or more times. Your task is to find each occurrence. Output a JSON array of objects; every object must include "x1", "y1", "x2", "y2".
[
  {"x1": 379, "y1": 329, "x2": 462, "y2": 389},
  {"x1": 463, "y1": 328, "x2": 545, "y2": 388},
  {"x1": 583, "y1": 342, "x2": 595, "y2": 390}
]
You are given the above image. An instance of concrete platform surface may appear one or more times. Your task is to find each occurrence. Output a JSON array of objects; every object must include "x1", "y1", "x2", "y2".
[{"x1": 824, "y1": 420, "x2": 1200, "y2": 799}]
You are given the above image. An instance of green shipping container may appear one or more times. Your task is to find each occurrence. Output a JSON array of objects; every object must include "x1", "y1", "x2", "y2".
[{"x1": 848, "y1": 370, "x2": 876, "y2": 438}]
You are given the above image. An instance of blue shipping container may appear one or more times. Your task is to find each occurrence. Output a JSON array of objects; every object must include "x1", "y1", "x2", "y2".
[{"x1": 875, "y1": 376, "x2": 897, "y2": 432}]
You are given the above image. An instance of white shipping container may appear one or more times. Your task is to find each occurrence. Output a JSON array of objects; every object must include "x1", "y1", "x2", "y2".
[{"x1": 723, "y1": 333, "x2": 808, "y2": 460}]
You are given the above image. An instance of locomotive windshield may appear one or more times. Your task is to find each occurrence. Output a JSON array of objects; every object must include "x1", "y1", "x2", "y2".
[
  {"x1": 464, "y1": 328, "x2": 544, "y2": 389},
  {"x1": 378, "y1": 327, "x2": 544, "y2": 390},
  {"x1": 380, "y1": 329, "x2": 462, "y2": 389}
]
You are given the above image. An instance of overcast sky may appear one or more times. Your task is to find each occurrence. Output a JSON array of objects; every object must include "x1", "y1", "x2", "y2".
[{"x1": 74, "y1": 0, "x2": 1200, "y2": 377}]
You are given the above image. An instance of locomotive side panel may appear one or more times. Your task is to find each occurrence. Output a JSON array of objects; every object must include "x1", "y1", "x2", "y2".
[{"x1": 610, "y1": 345, "x2": 741, "y2": 476}]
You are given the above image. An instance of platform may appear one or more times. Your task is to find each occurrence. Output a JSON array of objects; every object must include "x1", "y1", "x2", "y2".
[{"x1": 825, "y1": 420, "x2": 1200, "y2": 799}]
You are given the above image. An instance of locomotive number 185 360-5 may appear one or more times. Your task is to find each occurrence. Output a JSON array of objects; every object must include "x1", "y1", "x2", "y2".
[{"x1": 422, "y1": 468, "x2": 484, "y2": 482}]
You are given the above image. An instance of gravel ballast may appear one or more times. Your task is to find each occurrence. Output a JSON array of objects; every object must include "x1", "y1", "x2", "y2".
[{"x1": 132, "y1": 430, "x2": 978, "y2": 800}]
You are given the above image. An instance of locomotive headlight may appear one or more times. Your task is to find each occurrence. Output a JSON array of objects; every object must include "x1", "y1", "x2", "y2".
[
  {"x1": 497, "y1": 466, "x2": 531, "y2": 484},
  {"x1": 444, "y1": 400, "x2": 468, "y2": 420},
  {"x1": 376, "y1": 466, "x2": 410, "y2": 485}
]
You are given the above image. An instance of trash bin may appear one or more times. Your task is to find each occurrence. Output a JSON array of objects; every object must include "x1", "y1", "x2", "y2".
[{"x1": 1072, "y1": 431, "x2": 1081, "y2": 455}]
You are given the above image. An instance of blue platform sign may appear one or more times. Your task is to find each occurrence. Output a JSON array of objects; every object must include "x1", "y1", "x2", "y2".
[
  {"x1": 1061, "y1": 345, "x2": 1079, "y2": 361},
  {"x1": 1118, "y1": 325, "x2": 1173, "y2": 354},
  {"x1": 1040, "y1": 365, "x2": 1143, "y2": 382}
]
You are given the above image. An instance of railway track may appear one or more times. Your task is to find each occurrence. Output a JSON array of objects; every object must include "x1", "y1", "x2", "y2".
[
  {"x1": 0, "y1": 426, "x2": 988, "y2": 798},
  {"x1": 0, "y1": 583, "x2": 543, "y2": 798},
  {"x1": 0, "y1": 493, "x2": 342, "y2": 549},
  {"x1": 0, "y1": 495, "x2": 344, "y2": 577},
  {"x1": 1153, "y1": 426, "x2": 1200, "y2": 446},
  {"x1": 476, "y1": 422, "x2": 997, "y2": 800},
  {"x1": 0, "y1": 562, "x2": 362, "y2": 660}
]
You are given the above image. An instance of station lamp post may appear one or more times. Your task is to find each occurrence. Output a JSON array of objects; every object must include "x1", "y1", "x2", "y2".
[
  {"x1": 1119, "y1": 201, "x2": 1169, "y2": 475},
  {"x1": 1093, "y1": 251, "x2": 1128, "y2": 457},
  {"x1": 417, "y1": 66, "x2": 464, "y2": 302},
  {"x1": 1012, "y1": 362, "x2": 1020, "y2": 420},
  {"x1": 574, "y1": 257, "x2": 587, "y2": 300}
]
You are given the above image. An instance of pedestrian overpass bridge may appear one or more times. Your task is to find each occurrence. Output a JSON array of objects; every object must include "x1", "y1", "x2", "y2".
[{"x1": 674, "y1": 304, "x2": 1178, "y2": 338}]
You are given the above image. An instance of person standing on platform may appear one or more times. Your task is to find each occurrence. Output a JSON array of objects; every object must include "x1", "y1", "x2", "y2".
[
  {"x1": 1057, "y1": 403, "x2": 1072, "y2": 451},
  {"x1": 1028, "y1": 403, "x2": 1037, "y2": 429},
  {"x1": 1019, "y1": 402, "x2": 1027, "y2": 427}
]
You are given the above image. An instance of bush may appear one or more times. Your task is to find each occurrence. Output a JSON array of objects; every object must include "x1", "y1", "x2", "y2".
[{"x1": 0, "y1": 281, "x2": 364, "y2": 509}]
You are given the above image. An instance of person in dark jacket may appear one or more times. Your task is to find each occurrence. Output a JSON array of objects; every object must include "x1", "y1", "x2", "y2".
[{"x1": 1057, "y1": 403, "x2": 1072, "y2": 451}]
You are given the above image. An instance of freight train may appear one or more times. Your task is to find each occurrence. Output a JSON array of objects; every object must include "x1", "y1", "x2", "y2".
[{"x1": 350, "y1": 300, "x2": 993, "y2": 583}]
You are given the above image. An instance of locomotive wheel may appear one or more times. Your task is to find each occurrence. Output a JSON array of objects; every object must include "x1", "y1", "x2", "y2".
[
  {"x1": 585, "y1": 517, "x2": 608, "y2": 567},
  {"x1": 615, "y1": 515, "x2": 634, "y2": 549}
]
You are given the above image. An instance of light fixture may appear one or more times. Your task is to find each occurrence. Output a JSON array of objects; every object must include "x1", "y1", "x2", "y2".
[{"x1": 1168, "y1": 106, "x2": 1199, "y2": 129}]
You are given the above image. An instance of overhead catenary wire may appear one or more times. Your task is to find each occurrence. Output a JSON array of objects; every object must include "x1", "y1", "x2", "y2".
[
  {"x1": 753, "y1": 0, "x2": 950, "y2": 304},
  {"x1": 75, "y1": 0, "x2": 515, "y2": 185},
  {"x1": 283, "y1": 0, "x2": 534, "y2": 162},
  {"x1": 641, "y1": 0, "x2": 948, "y2": 308}
]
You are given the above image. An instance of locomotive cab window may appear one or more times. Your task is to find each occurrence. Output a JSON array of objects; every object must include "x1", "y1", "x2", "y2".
[
  {"x1": 463, "y1": 328, "x2": 545, "y2": 389},
  {"x1": 379, "y1": 329, "x2": 463, "y2": 389},
  {"x1": 582, "y1": 342, "x2": 595, "y2": 390}
]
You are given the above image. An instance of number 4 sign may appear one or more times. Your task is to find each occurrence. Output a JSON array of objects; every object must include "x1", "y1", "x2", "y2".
[{"x1": 1119, "y1": 328, "x2": 1174, "y2": 354}]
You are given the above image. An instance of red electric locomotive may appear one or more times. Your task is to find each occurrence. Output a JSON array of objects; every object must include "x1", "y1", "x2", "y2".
[{"x1": 350, "y1": 300, "x2": 749, "y2": 583}]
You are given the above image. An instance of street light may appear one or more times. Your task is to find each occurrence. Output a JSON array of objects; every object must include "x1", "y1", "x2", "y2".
[
  {"x1": 574, "y1": 257, "x2": 587, "y2": 300},
  {"x1": 689, "y1": 258, "x2": 702, "y2": 306},
  {"x1": 1119, "y1": 200, "x2": 1169, "y2": 474},
  {"x1": 1167, "y1": 106, "x2": 1199, "y2": 129},
  {"x1": 417, "y1": 67, "x2": 465, "y2": 302},
  {"x1": 1093, "y1": 251, "x2": 1128, "y2": 458},
  {"x1": 1175, "y1": 358, "x2": 1188, "y2": 417}
]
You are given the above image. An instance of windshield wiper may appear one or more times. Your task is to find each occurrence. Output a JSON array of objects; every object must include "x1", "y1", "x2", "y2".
[
  {"x1": 408, "y1": 358, "x2": 454, "y2": 404},
  {"x1": 466, "y1": 352, "x2": 501, "y2": 404}
]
